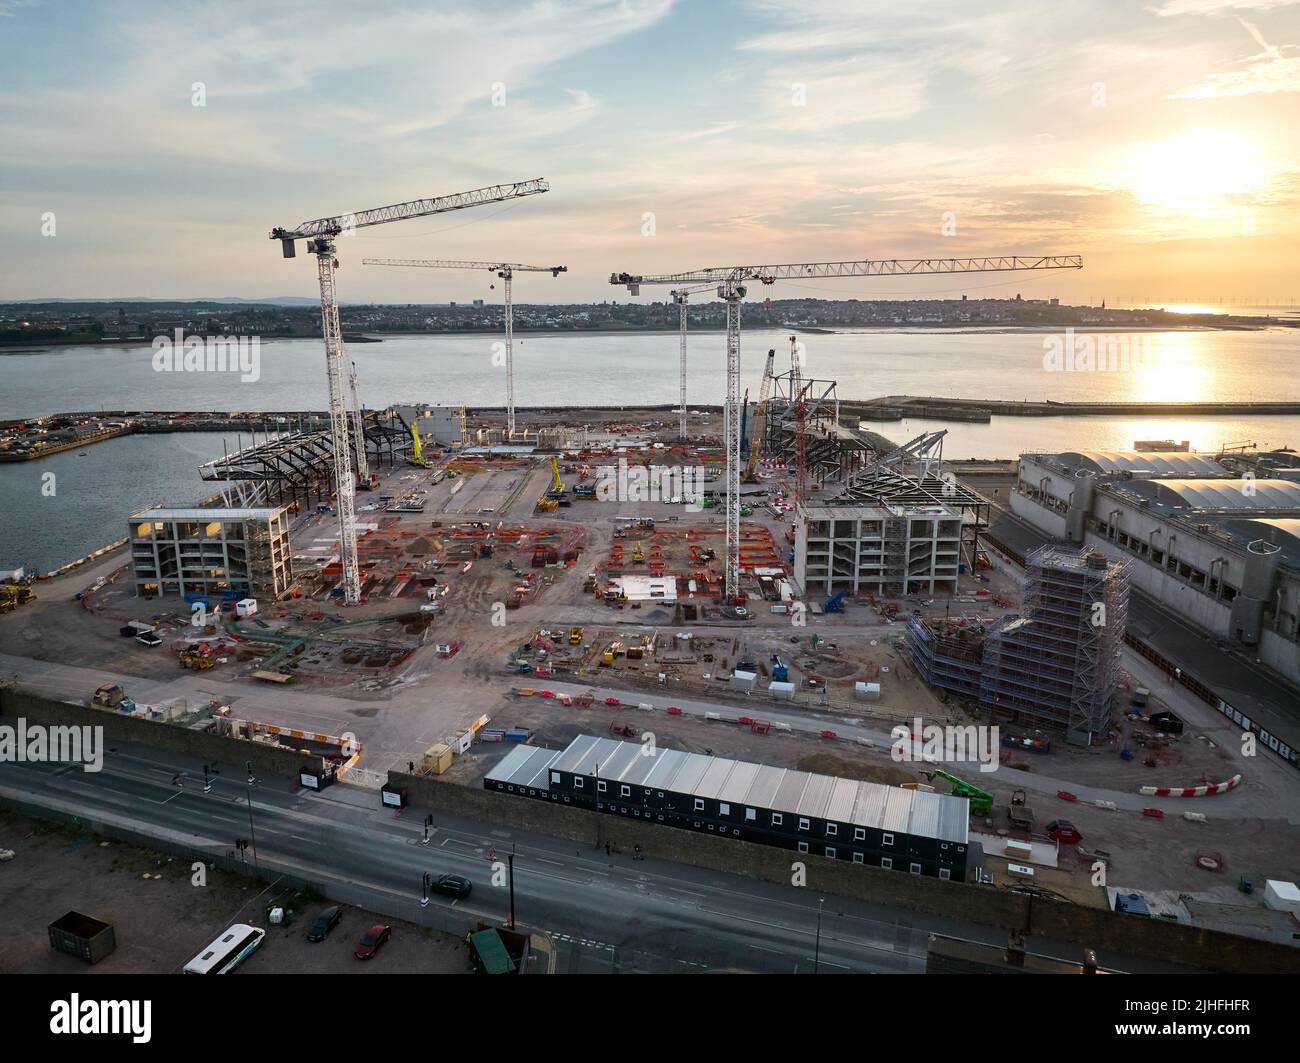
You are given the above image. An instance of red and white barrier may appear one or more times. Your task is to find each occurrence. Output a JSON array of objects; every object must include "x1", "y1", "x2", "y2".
[{"x1": 1140, "y1": 773, "x2": 1241, "y2": 798}]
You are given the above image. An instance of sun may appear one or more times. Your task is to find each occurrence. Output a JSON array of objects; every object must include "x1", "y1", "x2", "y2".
[{"x1": 1130, "y1": 130, "x2": 1266, "y2": 215}]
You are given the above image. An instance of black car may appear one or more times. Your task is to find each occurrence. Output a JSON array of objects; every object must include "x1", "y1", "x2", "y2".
[
  {"x1": 433, "y1": 874, "x2": 472, "y2": 899},
  {"x1": 306, "y1": 905, "x2": 343, "y2": 942}
]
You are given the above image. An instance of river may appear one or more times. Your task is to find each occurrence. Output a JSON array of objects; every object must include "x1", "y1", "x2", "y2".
[{"x1": 2, "y1": 327, "x2": 1298, "y2": 570}]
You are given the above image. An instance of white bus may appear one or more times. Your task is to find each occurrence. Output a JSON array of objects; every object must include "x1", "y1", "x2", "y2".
[{"x1": 183, "y1": 924, "x2": 265, "y2": 974}]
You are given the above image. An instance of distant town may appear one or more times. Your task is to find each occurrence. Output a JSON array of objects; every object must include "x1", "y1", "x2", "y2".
[{"x1": 1, "y1": 296, "x2": 1292, "y2": 347}]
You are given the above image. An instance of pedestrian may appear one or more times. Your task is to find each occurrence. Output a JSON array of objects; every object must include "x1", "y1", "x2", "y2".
[{"x1": 605, "y1": 841, "x2": 610, "y2": 856}]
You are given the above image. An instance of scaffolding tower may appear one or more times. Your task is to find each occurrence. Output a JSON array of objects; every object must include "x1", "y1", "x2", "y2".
[{"x1": 980, "y1": 546, "x2": 1130, "y2": 745}]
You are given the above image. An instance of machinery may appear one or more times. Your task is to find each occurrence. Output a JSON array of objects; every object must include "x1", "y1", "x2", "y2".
[
  {"x1": 547, "y1": 455, "x2": 567, "y2": 504},
  {"x1": 1008, "y1": 789, "x2": 1034, "y2": 831},
  {"x1": 823, "y1": 592, "x2": 844, "y2": 613},
  {"x1": 743, "y1": 348, "x2": 776, "y2": 482},
  {"x1": 363, "y1": 258, "x2": 566, "y2": 435},
  {"x1": 611, "y1": 254, "x2": 1083, "y2": 603},
  {"x1": 270, "y1": 178, "x2": 549, "y2": 604},
  {"x1": 408, "y1": 420, "x2": 434, "y2": 469},
  {"x1": 921, "y1": 768, "x2": 994, "y2": 815},
  {"x1": 179, "y1": 652, "x2": 214, "y2": 671},
  {"x1": 771, "y1": 656, "x2": 789, "y2": 682}
]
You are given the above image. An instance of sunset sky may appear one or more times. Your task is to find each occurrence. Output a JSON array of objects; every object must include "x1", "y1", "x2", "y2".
[{"x1": 2, "y1": 0, "x2": 1298, "y2": 305}]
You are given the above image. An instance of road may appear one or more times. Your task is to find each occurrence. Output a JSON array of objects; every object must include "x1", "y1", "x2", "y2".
[{"x1": 0, "y1": 741, "x2": 1195, "y2": 974}]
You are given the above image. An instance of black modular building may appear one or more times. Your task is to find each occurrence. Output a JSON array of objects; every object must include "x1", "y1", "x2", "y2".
[{"x1": 484, "y1": 734, "x2": 970, "y2": 881}]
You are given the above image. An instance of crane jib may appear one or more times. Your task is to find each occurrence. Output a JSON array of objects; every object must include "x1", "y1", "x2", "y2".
[{"x1": 270, "y1": 179, "x2": 549, "y2": 244}]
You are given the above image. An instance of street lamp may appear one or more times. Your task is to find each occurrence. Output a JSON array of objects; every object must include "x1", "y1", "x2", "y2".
[
  {"x1": 422, "y1": 814, "x2": 433, "y2": 846},
  {"x1": 244, "y1": 761, "x2": 259, "y2": 872},
  {"x1": 813, "y1": 897, "x2": 825, "y2": 974},
  {"x1": 421, "y1": 871, "x2": 431, "y2": 908}
]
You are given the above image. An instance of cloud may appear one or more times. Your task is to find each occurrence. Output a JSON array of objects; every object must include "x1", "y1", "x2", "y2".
[
  {"x1": 1151, "y1": 0, "x2": 1299, "y2": 15},
  {"x1": 1169, "y1": 22, "x2": 1300, "y2": 96}
]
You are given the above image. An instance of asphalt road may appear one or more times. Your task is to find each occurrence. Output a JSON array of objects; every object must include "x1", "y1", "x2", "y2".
[{"x1": 0, "y1": 742, "x2": 1196, "y2": 974}]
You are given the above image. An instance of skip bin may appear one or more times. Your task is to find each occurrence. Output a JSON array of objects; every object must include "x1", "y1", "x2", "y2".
[{"x1": 49, "y1": 911, "x2": 116, "y2": 964}]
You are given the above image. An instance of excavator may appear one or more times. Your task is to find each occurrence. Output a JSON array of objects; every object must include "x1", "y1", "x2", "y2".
[{"x1": 917, "y1": 768, "x2": 994, "y2": 815}]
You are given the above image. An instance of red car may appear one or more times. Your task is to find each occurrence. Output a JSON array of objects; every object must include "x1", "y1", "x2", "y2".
[
  {"x1": 354, "y1": 923, "x2": 392, "y2": 960},
  {"x1": 1046, "y1": 820, "x2": 1082, "y2": 845},
  {"x1": 604, "y1": 697, "x2": 620, "y2": 706}
]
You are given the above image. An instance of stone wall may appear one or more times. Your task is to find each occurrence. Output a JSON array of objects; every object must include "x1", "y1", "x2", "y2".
[{"x1": 0, "y1": 688, "x2": 321, "y2": 781}]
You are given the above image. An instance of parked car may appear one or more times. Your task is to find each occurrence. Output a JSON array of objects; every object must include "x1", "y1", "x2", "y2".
[
  {"x1": 306, "y1": 905, "x2": 342, "y2": 942},
  {"x1": 354, "y1": 924, "x2": 392, "y2": 960},
  {"x1": 432, "y1": 874, "x2": 472, "y2": 899},
  {"x1": 134, "y1": 632, "x2": 163, "y2": 647},
  {"x1": 1046, "y1": 820, "x2": 1082, "y2": 845}
]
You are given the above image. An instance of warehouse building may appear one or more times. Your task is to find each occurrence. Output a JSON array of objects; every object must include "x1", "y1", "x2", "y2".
[
  {"x1": 485, "y1": 735, "x2": 972, "y2": 880},
  {"x1": 128, "y1": 506, "x2": 294, "y2": 599},
  {"x1": 1010, "y1": 449, "x2": 1300, "y2": 681}
]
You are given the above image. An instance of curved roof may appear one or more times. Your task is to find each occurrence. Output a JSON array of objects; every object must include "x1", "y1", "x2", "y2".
[
  {"x1": 1056, "y1": 450, "x2": 1228, "y2": 477},
  {"x1": 1124, "y1": 479, "x2": 1300, "y2": 511},
  {"x1": 1220, "y1": 518, "x2": 1300, "y2": 566}
]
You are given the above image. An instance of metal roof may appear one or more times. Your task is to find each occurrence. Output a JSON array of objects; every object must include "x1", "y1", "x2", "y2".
[
  {"x1": 1124, "y1": 478, "x2": 1300, "y2": 511},
  {"x1": 1052, "y1": 450, "x2": 1228, "y2": 477},
  {"x1": 545, "y1": 735, "x2": 969, "y2": 844},
  {"x1": 483, "y1": 745, "x2": 560, "y2": 790},
  {"x1": 1219, "y1": 517, "x2": 1300, "y2": 566}
]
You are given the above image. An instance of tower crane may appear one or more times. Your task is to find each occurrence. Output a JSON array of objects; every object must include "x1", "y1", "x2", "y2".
[
  {"x1": 270, "y1": 178, "x2": 549, "y2": 604},
  {"x1": 790, "y1": 333, "x2": 809, "y2": 504},
  {"x1": 669, "y1": 282, "x2": 715, "y2": 440},
  {"x1": 362, "y1": 259, "x2": 566, "y2": 436},
  {"x1": 611, "y1": 255, "x2": 1082, "y2": 602}
]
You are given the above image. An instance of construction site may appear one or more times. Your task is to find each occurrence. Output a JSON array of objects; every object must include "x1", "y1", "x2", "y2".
[{"x1": 2, "y1": 194, "x2": 1298, "y2": 960}]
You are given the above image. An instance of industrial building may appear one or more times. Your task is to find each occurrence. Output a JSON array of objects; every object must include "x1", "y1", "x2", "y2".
[
  {"x1": 128, "y1": 506, "x2": 294, "y2": 599},
  {"x1": 485, "y1": 734, "x2": 972, "y2": 880},
  {"x1": 907, "y1": 545, "x2": 1130, "y2": 745},
  {"x1": 795, "y1": 431, "x2": 991, "y2": 597},
  {"x1": 1010, "y1": 449, "x2": 1300, "y2": 681}
]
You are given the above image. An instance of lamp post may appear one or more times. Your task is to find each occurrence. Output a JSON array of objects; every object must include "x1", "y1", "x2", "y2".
[
  {"x1": 507, "y1": 847, "x2": 516, "y2": 929},
  {"x1": 244, "y1": 761, "x2": 259, "y2": 872},
  {"x1": 421, "y1": 871, "x2": 431, "y2": 908},
  {"x1": 813, "y1": 897, "x2": 825, "y2": 974}
]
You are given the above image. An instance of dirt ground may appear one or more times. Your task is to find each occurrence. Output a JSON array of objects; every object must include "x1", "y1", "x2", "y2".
[{"x1": 0, "y1": 809, "x2": 468, "y2": 974}]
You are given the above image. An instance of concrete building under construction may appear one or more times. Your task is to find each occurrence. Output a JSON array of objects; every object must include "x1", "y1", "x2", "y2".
[
  {"x1": 907, "y1": 545, "x2": 1131, "y2": 745},
  {"x1": 795, "y1": 431, "x2": 991, "y2": 597},
  {"x1": 128, "y1": 506, "x2": 294, "y2": 600}
]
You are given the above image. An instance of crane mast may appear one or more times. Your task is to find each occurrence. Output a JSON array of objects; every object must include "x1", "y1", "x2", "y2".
[
  {"x1": 669, "y1": 283, "x2": 713, "y2": 441},
  {"x1": 363, "y1": 258, "x2": 566, "y2": 437},
  {"x1": 271, "y1": 180, "x2": 549, "y2": 604},
  {"x1": 612, "y1": 253, "x2": 1082, "y2": 602}
]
